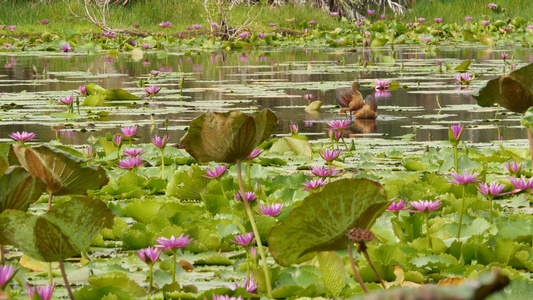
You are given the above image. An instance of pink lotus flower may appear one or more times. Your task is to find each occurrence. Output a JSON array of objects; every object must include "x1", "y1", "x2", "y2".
[
  {"x1": 477, "y1": 182, "x2": 507, "y2": 197},
  {"x1": 230, "y1": 232, "x2": 255, "y2": 246},
  {"x1": 40, "y1": 19, "x2": 50, "y2": 25},
  {"x1": 133, "y1": 23, "x2": 140, "y2": 28},
  {"x1": 82, "y1": 145, "x2": 93, "y2": 159},
  {"x1": 145, "y1": 85, "x2": 162, "y2": 97},
  {"x1": 129, "y1": 39, "x2": 137, "y2": 46},
  {"x1": 364, "y1": 31, "x2": 371, "y2": 36},
  {"x1": 192, "y1": 24, "x2": 202, "y2": 29},
  {"x1": 123, "y1": 148, "x2": 144, "y2": 157},
  {"x1": 482, "y1": 20, "x2": 490, "y2": 25},
  {"x1": 0, "y1": 265, "x2": 16, "y2": 287},
  {"x1": 504, "y1": 161, "x2": 523, "y2": 176},
  {"x1": 203, "y1": 165, "x2": 228, "y2": 179},
  {"x1": 422, "y1": 37, "x2": 431, "y2": 43},
  {"x1": 360, "y1": 17, "x2": 366, "y2": 20},
  {"x1": 465, "y1": 17, "x2": 473, "y2": 22},
  {"x1": 150, "y1": 134, "x2": 169, "y2": 149},
  {"x1": 3, "y1": 43, "x2": 11, "y2": 48},
  {"x1": 27, "y1": 284, "x2": 54, "y2": 300},
  {"x1": 156, "y1": 233, "x2": 194, "y2": 251},
  {"x1": 238, "y1": 32, "x2": 248, "y2": 38},
  {"x1": 386, "y1": 198, "x2": 406, "y2": 212},
  {"x1": 309, "y1": 20, "x2": 317, "y2": 25},
  {"x1": 454, "y1": 72, "x2": 475, "y2": 84},
  {"x1": 449, "y1": 123, "x2": 463, "y2": 145},
  {"x1": 363, "y1": 38, "x2": 371, "y2": 46},
  {"x1": 354, "y1": 21, "x2": 362, "y2": 26},
  {"x1": 159, "y1": 21, "x2": 172, "y2": 28},
  {"x1": 417, "y1": 18, "x2": 425, "y2": 23},
  {"x1": 213, "y1": 295, "x2": 243, "y2": 300},
  {"x1": 434, "y1": 18, "x2": 443, "y2": 23},
  {"x1": 303, "y1": 93, "x2": 313, "y2": 101},
  {"x1": 78, "y1": 85, "x2": 88, "y2": 96},
  {"x1": 488, "y1": 3, "x2": 497, "y2": 9},
  {"x1": 501, "y1": 53, "x2": 510, "y2": 60},
  {"x1": 327, "y1": 119, "x2": 351, "y2": 130},
  {"x1": 60, "y1": 44, "x2": 72, "y2": 52},
  {"x1": 235, "y1": 191, "x2": 256, "y2": 202},
  {"x1": 211, "y1": 23, "x2": 218, "y2": 27},
  {"x1": 118, "y1": 156, "x2": 145, "y2": 169},
  {"x1": 289, "y1": 124, "x2": 298, "y2": 135},
  {"x1": 319, "y1": 148, "x2": 342, "y2": 162},
  {"x1": 258, "y1": 33, "x2": 267, "y2": 38},
  {"x1": 328, "y1": 128, "x2": 341, "y2": 141},
  {"x1": 259, "y1": 203, "x2": 283, "y2": 217},
  {"x1": 381, "y1": 14, "x2": 386, "y2": 19},
  {"x1": 137, "y1": 246, "x2": 161, "y2": 265},
  {"x1": 150, "y1": 70, "x2": 159, "y2": 77},
  {"x1": 508, "y1": 176, "x2": 533, "y2": 191},
  {"x1": 121, "y1": 125, "x2": 137, "y2": 137},
  {"x1": 59, "y1": 95, "x2": 74, "y2": 104},
  {"x1": 228, "y1": 277, "x2": 259, "y2": 294},
  {"x1": 113, "y1": 134, "x2": 123, "y2": 147},
  {"x1": 142, "y1": 43, "x2": 151, "y2": 49},
  {"x1": 186, "y1": 26, "x2": 192, "y2": 30},
  {"x1": 408, "y1": 200, "x2": 440, "y2": 213},
  {"x1": 374, "y1": 79, "x2": 391, "y2": 90},
  {"x1": 448, "y1": 170, "x2": 480, "y2": 185},
  {"x1": 367, "y1": 10, "x2": 374, "y2": 15},
  {"x1": 308, "y1": 165, "x2": 341, "y2": 178},
  {"x1": 330, "y1": 12, "x2": 339, "y2": 17},
  {"x1": 302, "y1": 178, "x2": 327, "y2": 191},
  {"x1": 268, "y1": 23, "x2": 276, "y2": 27},
  {"x1": 9, "y1": 131, "x2": 36, "y2": 142},
  {"x1": 247, "y1": 148, "x2": 263, "y2": 159},
  {"x1": 7, "y1": 26, "x2": 16, "y2": 31},
  {"x1": 103, "y1": 32, "x2": 117, "y2": 39}
]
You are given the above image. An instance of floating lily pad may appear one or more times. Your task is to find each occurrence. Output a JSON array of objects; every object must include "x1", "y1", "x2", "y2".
[
  {"x1": 268, "y1": 178, "x2": 388, "y2": 267},
  {"x1": 0, "y1": 197, "x2": 114, "y2": 262},
  {"x1": 0, "y1": 166, "x2": 45, "y2": 213},
  {"x1": 181, "y1": 109, "x2": 278, "y2": 163}
]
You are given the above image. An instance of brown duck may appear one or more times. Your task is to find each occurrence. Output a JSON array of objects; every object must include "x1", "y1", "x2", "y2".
[{"x1": 336, "y1": 82, "x2": 377, "y2": 119}]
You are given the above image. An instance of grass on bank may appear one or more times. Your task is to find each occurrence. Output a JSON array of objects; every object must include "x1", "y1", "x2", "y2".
[{"x1": 0, "y1": 0, "x2": 532, "y2": 36}]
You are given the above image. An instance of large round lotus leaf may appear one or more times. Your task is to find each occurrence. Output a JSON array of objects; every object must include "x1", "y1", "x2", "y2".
[
  {"x1": 12, "y1": 144, "x2": 109, "y2": 196},
  {"x1": 268, "y1": 178, "x2": 388, "y2": 267},
  {"x1": 181, "y1": 109, "x2": 278, "y2": 163},
  {"x1": 0, "y1": 197, "x2": 114, "y2": 262},
  {"x1": 473, "y1": 63, "x2": 533, "y2": 113},
  {"x1": 0, "y1": 166, "x2": 46, "y2": 213}
]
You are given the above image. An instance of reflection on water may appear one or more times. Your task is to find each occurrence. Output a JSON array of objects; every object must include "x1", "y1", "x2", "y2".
[{"x1": 0, "y1": 46, "x2": 530, "y2": 145}]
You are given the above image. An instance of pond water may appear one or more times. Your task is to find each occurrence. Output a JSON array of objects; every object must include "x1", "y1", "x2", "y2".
[{"x1": 0, "y1": 46, "x2": 531, "y2": 145}]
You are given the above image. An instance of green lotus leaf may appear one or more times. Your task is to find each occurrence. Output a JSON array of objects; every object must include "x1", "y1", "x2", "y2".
[
  {"x1": 81, "y1": 94, "x2": 105, "y2": 106},
  {"x1": 165, "y1": 165, "x2": 212, "y2": 200},
  {"x1": 104, "y1": 89, "x2": 141, "y2": 100},
  {"x1": 473, "y1": 63, "x2": 533, "y2": 113},
  {"x1": 181, "y1": 109, "x2": 278, "y2": 163},
  {"x1": 0, "y1": 166, "x2": 46, "y2": 213},
  {"x1": 268, "y1": 178, "x2": 388, "y2": 267},
  {"x1": 0, "y1": 197, "x2": 114, "y2": 262},
  {"x1": 86, "y1": 83, "x2": 106, "y2": 95},
  {"x1": 12, "y1": 144, "x2": 109, "y2": 196}
]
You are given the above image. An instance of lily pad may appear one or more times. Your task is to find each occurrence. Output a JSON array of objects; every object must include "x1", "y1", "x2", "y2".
[
  {"x1": 12, "y1": 144, "x2": 109, "y2": 196},
  {"x1": 268, "y1": 178, "x2": 388, "y2": 267},
  {"x1": 0, "y1": 166, "x2": 46, "y2": 213},
  {"x1": 181, "y1": 109, "x2": 278, "y2": 163},
  {"x1": 104, "y1": 89, "x2": 141, "y2": 101},
  {"x1": 0, "y1": 197, "x2": 114, "y2": 262}
]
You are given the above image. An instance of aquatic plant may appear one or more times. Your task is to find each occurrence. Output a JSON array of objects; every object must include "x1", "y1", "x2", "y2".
[
  {"x1": 156, "y1": 234, "x2": 194, "y2": 283},
  {"x1": 449, "y1": 170, "x2": 480, "y2": 238},
  {"x1": 26, "y1": 284, "x2": 54, "y2": 300},
  {"x1": 9, "y1": 131, "x2": 36, "y2": 144},
  {"x1": 137, "y1": 246, "x2": 161, "y2": 292},
  {"x1": 407, "y1": 200, "x2": 441, "y2": 248}
]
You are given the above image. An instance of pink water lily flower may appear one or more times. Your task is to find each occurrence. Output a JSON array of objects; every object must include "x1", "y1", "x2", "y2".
[
  {"x1": 330, "y1": 12, "x2": 339, "y2": 17},
  {"x1": 374, "y1": 79, "x2": 391, "y2": 90},
  {"x1": 259, "y1": 203, "x2": 284, "y2": 217},
  {"x1": 113, "y1": 134, "x2": 123, "y2": 147},
  {"x1": 454, "y1": 72, "x2": 475, "y2": 84},
  {"x1": 121, "y1": 125, "x2": 138, "y2": 137},
  {"x1": 465, "y1": 17, "x2": 473, "y2": 22},
  {"x1": 308, "y1": 165, "x2": 341, "y2": 178},
  {"x1": 367, "y1": 10, "x2": 374, "y2": 15},
  {"x1": 82, "y1": 145, "x2": 93, "y2": 159},
  {"x1": 488, "y1": 3, "x2": 497, "y2": 9},
  {"x1": 508, "y1": 176, "x2": 533, "y2": 191},
  {"x1": 417, "y1": 18, "x2": 425, "y2": 23},
  {"x1": 203, "y1": 165, "x2": 228, "y2": 179},
  {"x1": 103, "y1": 32, "x2": 117, "y2": 39},
  {"x1": 482, "y1": 20, "x2": 490, "y2": 25},
  {"x1": 59, "y1": 95, "x2": 74, "y2": 104},
  {"x1": 434, "y1": 18, "x2": 443, "y2": 23},
  {"x1": 159, "y1": 21, "x2": 172, "y2": 28},
  {"x1": 9, "y1": 131, "x2": 37, "y2": 142},
  {"x1": 230, "y1": 232, "x2": 255, "y2": 246},
  {"x1": 137, "y1": 246, "x2": 161, "y2": 265},
  {"x1": 408, "y1": 200, "x2": 440, "y2": 213},
  {"x1": 123, "y1": 147, "x2": 144, "y2": 157},
  {"x1": 500, "y1": 53, "x2": 510, "y2": 60},
  {"x1": 422, "y1": 37, "x2": 431, "y2": 43},
  {"x1": 150, "y1": 70, "x2": 159, "y2": 77},
  {"x1": 192, "y1": 24, "x2": 202, "y2": 29},
  {"x1": 247, "y1": 148, "x2": 263, "y2": 159},
  {"x1": 504, "y1": 161, "x2": 523, "y2": 176},
  {"x1": 234, "y1": 191, "x2": 256, "y2": 202},
  {"x1": 289, "y1": 124, "x2": 298, "y2": 135},
  {"x1": 213, "y1": 295, "x2": 243, "y2": 300},
  {"x1": 303, "y1": 93, "x2": 313, "y2": 101},
  {"x1": 386, "y1": 198, "x2": 406, "y2": 212},
  {"x1": 40, "y1": 19, "x2": 50, "y2": 25},
  {"x1": 328, "y1": 128, "x2": 341, "y2": 141},
  {"x1": 448, "y1": 170, "x2": 480, "y2": 185},
  {"x1": 268, "y1": 23, "x2": 276, "y2": 27},
  {"x1": 60, "y1": 44, "x2": 72, "y2": 52},
  {"x1": 78, "y1": 85, "x2": 88, "y2": 95},
  {"x1": 228, "y1": 276, "x2": 259, "y2": 294},
  {"x1": 150, "y1": 134, "x2": 169, "y2": 149},
  {"x1": 211, "y1": 22, "x2": 218, "y2": 27},
  {"x1": 309, "y1": 20, "x2": 317, "y2": 24},
  {"x1": 319, "y1": 148, "x2": 343, "y2": 162},
  {"x1": 133, "y1": 23, "x2": 140, "y2": 28},
  {"x1": 156, "y1": 233, "x2": 194, "y2": 251},
  {"x1": 0, "y1": 265, "x2": 16, "y2": 287},
  {"x1": 449, "y1": 123, "x2": 464, "y2": 144},
  {"x1": 302, "y1": 178, "x2": 327, "y2": 191},
  {"x1": 7, "y1": 26, "x2": 16, "y2": 31},
  {"x1": 145, "y1": 85, "x2": 162, "y2": 97},
  {"x1": 258, "y1": 33, "x2": 267, "y2": 38},
  {"x1": 477, "y1": 182, "x2": 508, "y2": 197},
  {"x1": 238, "y1": 32, "x2": 248, "y2": 38},
  {"x1": 327, "y1": 119, "x2": 351, "y2": 129},
  {"x1": 27, "y1": 284, "x2": 54, "y2": 300},
  {"x1": 118, "y1": 156, "x2": 145, "y2": 169}
]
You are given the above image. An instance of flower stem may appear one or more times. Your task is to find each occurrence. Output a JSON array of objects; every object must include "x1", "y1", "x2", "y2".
[
  {"x1": 160, "y1": 149, "x2": 165, "y2": 179},
  {"x1": 457, "y1": 185, "x2": 466, "y2": 239},
  {"x1": 489, "y1": 197, "x2": 493, "y2": 225},
  {"x1": 236, "y1": 161, "x2": 272, "y2": 298},
  {"x1": 169, "y1": 249, "x2": 176, "y2": 283},
  {"x1": 149, "y1": 264, "x2": 154, "y2": 293},
  {"x1": 247, "y1": 161, "x2": 252, "y2": 190},
  {"x1": 425, "y1": 212, "x2": 432, "y2": 249},
  {"x1": 360, "y1": 246, "x2": 386, "y2": 290},
  {"x1": 48, "y1": 262, "x2": 53, "y2": 285},
  {"x1": 328, "y1": 162, "x2": 332, "y2": 184},
  {"x1": 129, "y1": 136, "x2": 133, "y2": 148},
  {"x1": 217, "y1": 178, "x2": 229, "y2": 201},
  {"x1": 527, "y1": 129, "x2": 533, "y2": 173},
  {"x1": 453, "y1": 145, "x2": 459, "y2": 172},
  {"x1": 347, "y1": 245, "x2": 368, "y2": 294},
  {"x1": 59, "y1": 260, "x2": 75, "y2": 300},
  {"x1": 246, "y1": 248, "x2": 250, "y2": 278},
  {"x1": 47, "y1": 192, "x2": 53, "y2": 212},
  {"x1": 0, "y1": 244, "x2": 3, "y2": 265}
]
